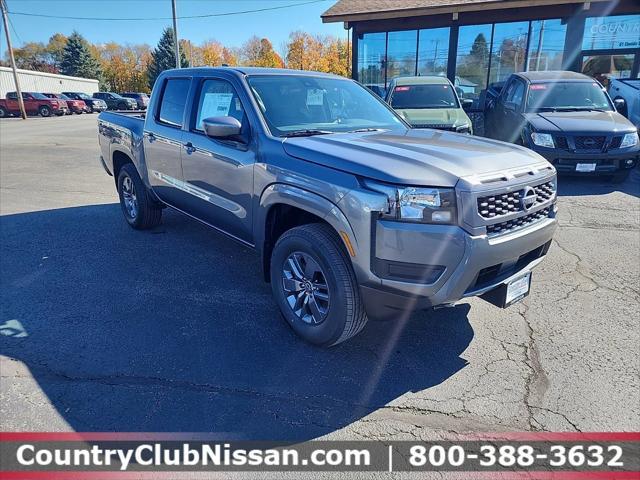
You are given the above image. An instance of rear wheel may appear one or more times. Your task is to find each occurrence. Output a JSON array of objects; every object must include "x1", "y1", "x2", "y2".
[
  {"x1": 0, "y1": 106, "x2": 7, "y2": 118},
  {"x1": 270, "y1": 223, "x2": 368, "y2": 347},
  {"x1": 39, "y1": 105, "x2": 51, "y2": 117},
  {"x1": 117, "y1": 163, "x2": 162, "y2": 229}
]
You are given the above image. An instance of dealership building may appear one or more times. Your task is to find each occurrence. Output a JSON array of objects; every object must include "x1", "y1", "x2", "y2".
[{"x1": 322, "y1": 0, "x2": 640, "y2": 104}]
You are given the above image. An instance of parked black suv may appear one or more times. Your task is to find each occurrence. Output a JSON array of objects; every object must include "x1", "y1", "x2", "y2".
[
  {"x1": 92, "y1": 92, "x2": 137, "y2": 110},
  {"x1": 121, "y1": 92, "x2": 149, "y2": 109},
  {"x1": 485, "y1": 71, "x2": 639, "y2": 182},
  {"x1": 61, "y1": 92, "x2": 107, "y2": 113}
]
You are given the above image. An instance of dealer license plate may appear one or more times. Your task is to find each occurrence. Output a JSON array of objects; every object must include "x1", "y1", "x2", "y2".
[
  {"x1": 505, "y1": 273, "x2": 531, "y2": 305},
  {"x1": 576, "y1": 163, "x2": 596, "y2": 172}
]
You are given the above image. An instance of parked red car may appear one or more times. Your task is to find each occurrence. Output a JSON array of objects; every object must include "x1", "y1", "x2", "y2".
[
  {"x1": 0, "y1": 91, "x2": 68, "y2": 117},
  {"x1": 43, "y1": 93, "x2": 87, "y2": 114}
]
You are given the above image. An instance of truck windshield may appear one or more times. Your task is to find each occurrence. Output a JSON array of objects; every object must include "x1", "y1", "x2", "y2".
[
  {"x1": 246, "y1": 75, "x2": 406, "y2": 136},
  {"x1": 390, "y1": 84, "x2": 459, "y2": 109},
  {"x1": 76, "y1": 93, "x2": 91, "y2": 100},
  {"x1": 526, "y1": 82, "x2": 613, "y2": 112}
]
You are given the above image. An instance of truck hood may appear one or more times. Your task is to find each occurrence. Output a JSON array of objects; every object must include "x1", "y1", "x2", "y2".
[
  {"x1": 282, "y1": 129, "x2": 544, "y2": 187},
  {"x1": 524, "y1": 110, "x2": 636, "y2": 133},
  {"x1": 396, "y1": 107, "x2": 470, "y2": 127}
]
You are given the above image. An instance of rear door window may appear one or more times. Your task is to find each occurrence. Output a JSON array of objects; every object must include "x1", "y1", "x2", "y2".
[{"x1": 158, "y1": 78, "x2": 191, "y2": 127}]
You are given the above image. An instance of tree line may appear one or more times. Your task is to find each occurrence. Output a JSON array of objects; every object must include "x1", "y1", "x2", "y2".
[{"x1": 3, "y1": 28, "x2": 351, "y2": 93}]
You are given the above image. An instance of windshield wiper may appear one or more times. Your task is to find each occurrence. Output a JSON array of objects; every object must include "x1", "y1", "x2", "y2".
[
  {"x1": 282, "y1": 129, "x2": 333, "y2": 137},
  {"x1": 347, "y1": 128, "x2": 382, "y2": 133}
]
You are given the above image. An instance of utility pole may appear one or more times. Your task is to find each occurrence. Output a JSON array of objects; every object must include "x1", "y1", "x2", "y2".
[
  {"x1": 1, "y1": 0, "x2": 26, "y2": 119},
  {"x1": 171, "y1": 0, "x2": 180, "y2": 68}
]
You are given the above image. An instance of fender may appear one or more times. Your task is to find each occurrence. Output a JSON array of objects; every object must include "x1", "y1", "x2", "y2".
[{"x1": 257, "y1": 184, "x2": 360, "y2": 280}]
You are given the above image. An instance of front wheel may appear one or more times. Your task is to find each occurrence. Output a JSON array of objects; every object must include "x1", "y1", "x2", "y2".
[
  {"x1": 0, "y1": 106, "x2": 7, "y2": 118},
  {"x1": 39, "y1": 105, "x2": 52, "y2": 117},
  {"x1": 117, "y1": 163, "x2": 162, "y2": 229},
  {"x1": 270, "y1": 223, "x2": 368, "y2": 347}
]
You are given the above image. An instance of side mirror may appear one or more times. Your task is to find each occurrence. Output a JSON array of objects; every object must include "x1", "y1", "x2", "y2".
[
  {"x1": 202, "y1": 116, "x2": 242, "y2": 139},
  {"x1": 613, "y1": 98, "x2": 628, "y2": 117},
  {"x1": 461, "y1": 98, "x2": 473, "y2": 111}
]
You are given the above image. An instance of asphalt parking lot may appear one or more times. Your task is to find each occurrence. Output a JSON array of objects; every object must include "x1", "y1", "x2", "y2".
[{"x1": 1, "y1": 115, "x2": 639, "y2": 443}]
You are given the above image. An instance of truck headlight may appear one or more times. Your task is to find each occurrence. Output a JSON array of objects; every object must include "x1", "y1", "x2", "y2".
[
  {"x1": 620, "y1": 131, "x2": 639, "y2": 148},
  {"x1": 531, "y1": 132, "x2": 555, "y2": 148},
  {"x1": 363, "y1": 180, "x2": 457, "y2": 224}
]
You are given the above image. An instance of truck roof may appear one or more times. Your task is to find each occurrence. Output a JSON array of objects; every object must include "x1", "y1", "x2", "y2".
[
  {"x1": 515, "y1": 71, "x2": 593, "y2": 83},
  {"x1": 391, "y1": 76, "x2": 451, "y2": 86},
  {"x1": 160, "y1": 66, "x2": 344, "y2": 79}
]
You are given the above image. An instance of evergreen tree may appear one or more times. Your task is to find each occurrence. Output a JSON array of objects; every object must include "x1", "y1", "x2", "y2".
[
  {"x1": 148, "y1": 27, "x2": 189, "y2": 90},
  {"x1": 60, "y1": 31, "x2": 102, "y2": 79},
  {"x1": 469, "y1": 33, "x2": 489, "y2": 63}
]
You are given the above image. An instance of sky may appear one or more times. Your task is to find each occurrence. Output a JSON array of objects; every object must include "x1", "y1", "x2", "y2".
[{"x1": 2, "y1": 0, "x2": 346, "y2": 55}]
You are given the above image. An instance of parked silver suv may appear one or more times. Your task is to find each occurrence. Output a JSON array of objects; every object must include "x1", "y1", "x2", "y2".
[{"x1": 97, "y1": 67, "x2": 557, "y2": 346}]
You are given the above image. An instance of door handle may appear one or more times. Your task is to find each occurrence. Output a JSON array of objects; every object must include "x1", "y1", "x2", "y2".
[
  {"x1": 146, "y1": 132, "x2": 156, "y2": 143},
  {"x1": 184, "y1": 142, "x2": 196, "y2": 154}
]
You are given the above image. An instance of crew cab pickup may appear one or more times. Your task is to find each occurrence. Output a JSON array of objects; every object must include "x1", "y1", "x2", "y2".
[
  {"x1": 0, "y1": 91, "x2": 68, "y2": 117},
  {"x1": 98, "y1": 67, "x2": 558, "y2": 347}
]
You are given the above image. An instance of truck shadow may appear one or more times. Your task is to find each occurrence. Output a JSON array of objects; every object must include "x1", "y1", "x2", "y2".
[{"x1": 0, "y1": 204, "x2": 473, "y2": 440}]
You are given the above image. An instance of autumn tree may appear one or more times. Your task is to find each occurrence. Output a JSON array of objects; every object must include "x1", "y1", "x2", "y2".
[
  {"x1": 60, "y1": 32, "x2": 102, "y2": 80},
  {"x1": 46, "y1": 33, "x2": 68, "y2": 70},
  {"x1": 11, "y1": 42, "x2": 54, "y2": 72},
  {"x1": 96, "y1": 42, "x2": 152, "y2": 93},
  {"x1": 147, "y1": 27, "x2": 189, "y2": 90},
  {"x1": 240, "y1": 36, "x2": 283, "y2": 68},
  {"x1": 285, "y1": 31, "x2": 350, "y2": 76}
]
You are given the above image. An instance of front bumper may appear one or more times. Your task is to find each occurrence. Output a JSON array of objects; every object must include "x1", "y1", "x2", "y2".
[
  {"x1": 533, "y1": 147, "x2": 639, "y2": 175},
  {"x1": 360, "y1": 216, "x2": 557, "y2": 320}
]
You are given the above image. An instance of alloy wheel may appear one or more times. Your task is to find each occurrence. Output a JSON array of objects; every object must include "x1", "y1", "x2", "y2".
[
  {"x1": 121, "y1": 175, "x2": 138, "y2": 219},
  {"x1": 282, "y1": 251, "x2": 330, "y2": 325}
]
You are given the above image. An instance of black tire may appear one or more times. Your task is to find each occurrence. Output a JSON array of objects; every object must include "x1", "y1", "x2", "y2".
[
  {"x1": 270, "y1": 223, "x2": 368, "y2": 347},
  {"x1": 0, "y1": 106, "x2": 7, "y2": 118},
  {"x1": 610, "y1": 170, "x2": 630, "y2": 183},
  {"x1": 87, "y1": 105, "x2": 94, "y2": 113},
  {"x1": 39, "y1": 105, "x2": 52, "y2": 117},
  {"x1": 117, "y1": 163, "x2": 162, "y2": 229}
]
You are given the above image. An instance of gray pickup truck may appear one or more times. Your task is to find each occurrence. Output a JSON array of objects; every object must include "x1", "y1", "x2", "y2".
[{"x1": 98, "y1": 67, "x2": 558, "y2": 347}]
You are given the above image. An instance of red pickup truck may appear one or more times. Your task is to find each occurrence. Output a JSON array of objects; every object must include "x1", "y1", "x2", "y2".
[{"x1": 0, "y1": 91, "x2": 68, "y2": 118}]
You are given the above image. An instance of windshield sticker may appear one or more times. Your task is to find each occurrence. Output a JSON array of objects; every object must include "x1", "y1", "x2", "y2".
[
  {"x1": 530, "y1": 84, "x2": 547, "y2": 90},
  {"x1": 199, "y1": 92, "x2": 233, "y2": 123},
  {"x1": 306, "y1": 89, "x2": 324, "y2": 106}
]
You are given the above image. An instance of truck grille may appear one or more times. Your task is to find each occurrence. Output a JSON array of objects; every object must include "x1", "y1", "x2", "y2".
[
  {"x1": 477, "y1": 181, "x2": 555, "y2": 219},
  {"x1": 486, "y1": 207, "x2": 551, "y2": 235},
  {"x1": 575, "y1": 135, "x2": 605, "y2": 150}
]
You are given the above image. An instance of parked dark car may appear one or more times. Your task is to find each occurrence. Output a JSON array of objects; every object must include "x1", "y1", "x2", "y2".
[
  {"x1": 0, "y1": 91, "x2": 67, "y2": 117},
  {"x1": 93, "y1": 92, "x2": 137, "y2": 110},
  {"x1": 484, "y1": 71, "x2": 639, "y2": 182},
  {"x1": 121, "y1": 92, "x2": 149, "y2": 109},
  {"x1": 43, "y1": 93, "x2": 86, "y2": 114},
  {"x1": 62, "y1": 92, "x2": 107, "y2": 113},
  {"x1": 364, "y1": 84, "x2": 386, "y2": 98}
]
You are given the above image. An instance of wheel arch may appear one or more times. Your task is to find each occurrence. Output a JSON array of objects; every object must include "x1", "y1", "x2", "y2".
[{"x1": 258, "y1": 184, "x2": 358, "y2": 283}]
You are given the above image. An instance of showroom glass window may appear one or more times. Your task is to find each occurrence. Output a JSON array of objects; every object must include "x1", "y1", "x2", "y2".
[
  {"x1": 528, "y1": 19, "x2": 567, "y2": 71},
  {"x1": 387, "y1": 30, "x2": 418, "y2": 83},
  {"x1": 581, "y1": 15, "x2": 639, "y2": 81},
  {"x1": 357, "y1": 32, "x2": 386, "y2": 89},
  {"x1": 456, "y1": 24, "x2": 492, "y2": 102},
  {"x1": 417, "y1": 27, "x2": 450, "y2": 76},
  {"x1": 489, "y1": 21, "x2": 530, "y2": 84}
]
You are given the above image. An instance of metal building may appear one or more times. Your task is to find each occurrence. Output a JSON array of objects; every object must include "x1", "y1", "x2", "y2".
[{"x1": 0, "y1": 67, "x2": 99, "y2": 96}]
